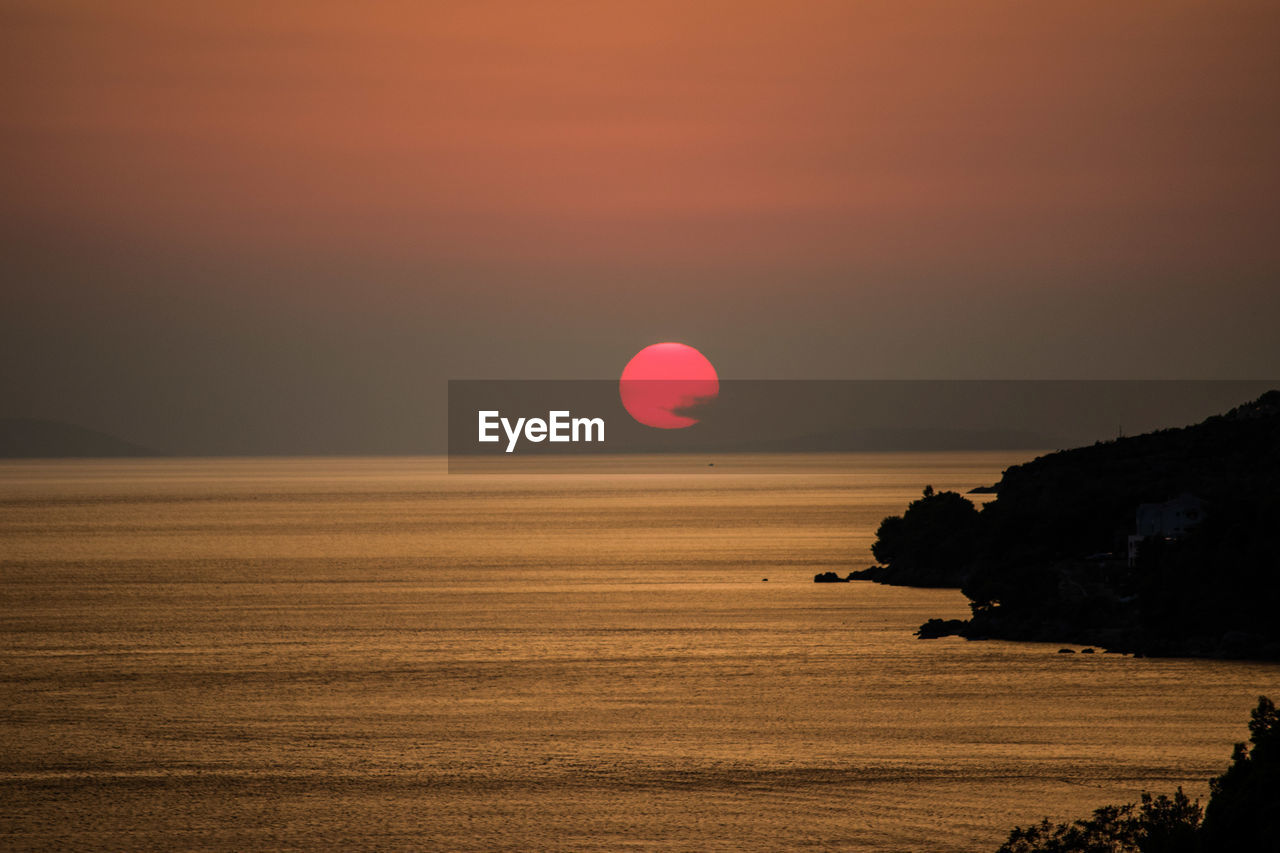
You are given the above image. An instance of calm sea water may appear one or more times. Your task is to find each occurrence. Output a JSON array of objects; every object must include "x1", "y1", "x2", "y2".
[{"x1": 1, "y1": 454, "x2": 1275, "y2": 851}]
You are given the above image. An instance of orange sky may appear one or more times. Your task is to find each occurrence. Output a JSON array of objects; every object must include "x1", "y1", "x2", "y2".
[
  {"x1": 5, "y1": 0, "x2": 1277, "y2": 271},
  {"x1": 1, "y1": 1, "x2": 1278, "y2": 451}
]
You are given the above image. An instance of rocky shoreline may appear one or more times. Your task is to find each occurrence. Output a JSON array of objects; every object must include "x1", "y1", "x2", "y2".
[{"x1": 828, "y1": 391, "x2": 1280, "y2": 662}]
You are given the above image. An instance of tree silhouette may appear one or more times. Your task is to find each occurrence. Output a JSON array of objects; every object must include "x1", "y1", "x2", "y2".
[
  {"x1": 871, "y1": 487, "x2": 981, "y2": 585},
  {"x1": 995, "y1": 790, "x2": 1200, "y2": 853},
  {"x1": 994, "y1": 696, "x2": 1277, "y2": 852},
  {"x1": 1200, "y1": 695, "x2": 1280, "y2": 849}
]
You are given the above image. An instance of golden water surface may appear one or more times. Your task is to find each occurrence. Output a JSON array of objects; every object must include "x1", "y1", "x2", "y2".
[{"x1": 1, "y1": 454, "x2": 1274, "y2": 851}]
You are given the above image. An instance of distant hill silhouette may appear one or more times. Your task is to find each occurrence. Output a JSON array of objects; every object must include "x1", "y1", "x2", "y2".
[
  {"x1": 862, "y1": 390, "x2": 1280, "y2": 659},
  {"x1": 719, "y1": 425, "x2": 1055, "y2": 453},
  {"x1": 0, "y1": 419, "x2": 158, "y2": 458}
]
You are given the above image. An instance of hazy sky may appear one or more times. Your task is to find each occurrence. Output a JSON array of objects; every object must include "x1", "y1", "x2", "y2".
[{"x1": 2, "y1": 1, "x2": 1278, "y2": 453}]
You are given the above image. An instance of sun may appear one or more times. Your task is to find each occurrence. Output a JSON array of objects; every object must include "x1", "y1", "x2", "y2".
[{"x1": 619, "y1": 343, "x2": 719, "y2": 429}]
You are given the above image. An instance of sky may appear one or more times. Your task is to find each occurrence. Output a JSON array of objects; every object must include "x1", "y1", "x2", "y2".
[{"x1": 2, "y1": 1, "x2": 1278, "y2": 453}]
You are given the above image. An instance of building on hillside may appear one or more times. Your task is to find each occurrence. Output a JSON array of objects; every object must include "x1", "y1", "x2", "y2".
[{"x1": 1127, "y1": 492, "x2": 1205, "y2": 565}]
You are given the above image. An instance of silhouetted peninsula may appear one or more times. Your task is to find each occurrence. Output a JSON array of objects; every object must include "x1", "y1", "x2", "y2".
[
  {"x1": 0, "y1": 418, "x2": 158, "y2": 458},
  {"x1": 863, "y1": 391, "x2": 1280, "y2": 659}
]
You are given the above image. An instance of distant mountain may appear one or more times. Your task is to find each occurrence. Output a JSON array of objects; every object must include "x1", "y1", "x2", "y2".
[
  {"x1": 725, "y1": 425, "x2": 1055, "y2": 453},
  {"x1": 0, "y1": 419, "x2": 159, "y2": 458}
]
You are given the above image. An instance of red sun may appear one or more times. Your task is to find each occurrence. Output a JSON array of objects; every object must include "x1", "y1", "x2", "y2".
[{"x1": 619, "y1": 343, "x2": 720, "y2": 429}]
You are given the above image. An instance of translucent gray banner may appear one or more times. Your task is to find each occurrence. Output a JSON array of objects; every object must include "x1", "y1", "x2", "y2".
[{"x1": 447, "y1": 380, "x2": 1277, "y2": 472}]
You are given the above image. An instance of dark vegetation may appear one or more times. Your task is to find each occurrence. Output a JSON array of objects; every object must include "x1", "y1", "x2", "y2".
[
  {"x1": 864, "y1": 484, "x2": 981, "y2": 586},
  {"x1": 994, "y1": 695, "x2": 1280, "y2": 852},
  {"x1": 860, "y1": 391, "x2": 1280, "y2": 659}
]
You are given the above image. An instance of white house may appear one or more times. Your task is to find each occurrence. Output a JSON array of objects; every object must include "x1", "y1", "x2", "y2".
[{"x1": 1127, "y1": 492, "x2": 1205, "y2": 565}]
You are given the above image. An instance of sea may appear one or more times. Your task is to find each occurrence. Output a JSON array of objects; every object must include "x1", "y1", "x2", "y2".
[{"x1": 1, "y1": 453, "x2": 1275, "y2": 851}]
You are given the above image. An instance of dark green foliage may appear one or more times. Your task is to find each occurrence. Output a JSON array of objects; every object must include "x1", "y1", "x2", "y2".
[
  {"x1": 1130, "y1": 494, "x2": 1280, "y2": 656},
  {"x1": 969, "y1": 392, "x2": 1280, "y2": 657},
  {"x1": 996, "y1": 790, "x2": 1200, "y2": 853},
  {"x1": 996, "y1": 697, "x2": 1279, "y2": 853},
  {"x1": 875, "y1": 391, "x2": 1280, "y2": 658},
  {"x1": 869, "y1": 486, "x2": 981, "y2": 586},
  {"x1": 1200, "y1": 696, "x2": 1280, "y2": 850}
]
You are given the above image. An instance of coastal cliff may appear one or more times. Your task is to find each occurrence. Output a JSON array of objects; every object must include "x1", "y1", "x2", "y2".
[{"x1": 861, "y1": 391, "x2": 1280, "y2": 659}]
